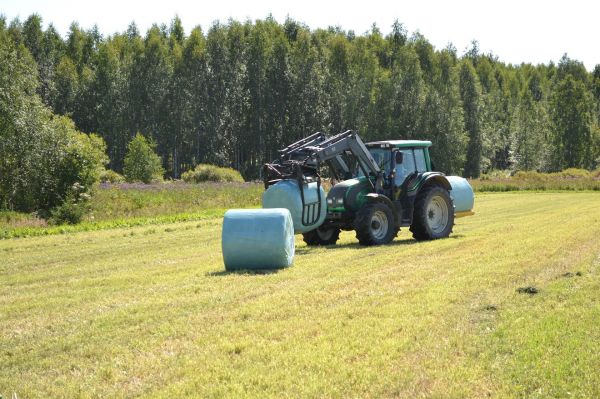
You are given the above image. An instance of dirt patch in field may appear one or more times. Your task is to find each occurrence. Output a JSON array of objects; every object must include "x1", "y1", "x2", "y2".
[{"x1": 517, "y1": 286, "x2": 538, "y2": 295}]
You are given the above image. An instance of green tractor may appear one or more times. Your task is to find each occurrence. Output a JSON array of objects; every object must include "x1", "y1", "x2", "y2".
[{"x1": 262, "y1": 130, "x2": 474, "y2": 246}]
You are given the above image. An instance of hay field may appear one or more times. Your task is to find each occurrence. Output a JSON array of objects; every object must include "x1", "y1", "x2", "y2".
[{"x1": 1, "y1": 192, "x2": 600, "y2": 397}]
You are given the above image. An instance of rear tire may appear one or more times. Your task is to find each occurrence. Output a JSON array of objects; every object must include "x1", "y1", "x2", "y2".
[
  {"x1": 354, "y1": 202, "x2": 398, "y2": 246},
  {"x1": 303, "y1": 226, "x2": 341, "y2": 246},
  {"x1": 410, "y1": 185, "x2": 454, "y2": 240}
]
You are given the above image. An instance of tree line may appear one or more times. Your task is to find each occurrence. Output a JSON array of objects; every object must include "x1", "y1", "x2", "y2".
[{"x1": 2, "y1": 14, "x2": 600, "y2": 181}]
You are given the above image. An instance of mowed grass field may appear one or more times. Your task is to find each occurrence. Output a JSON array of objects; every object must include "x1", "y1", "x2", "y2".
[{"x1": 1, "y1": 192, "x2": 600, "y2": 398}]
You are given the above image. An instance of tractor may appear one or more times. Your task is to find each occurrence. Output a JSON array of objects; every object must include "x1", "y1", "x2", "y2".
[{"x1": 262, "y1": 130, "x2": 474, "y2": 246}]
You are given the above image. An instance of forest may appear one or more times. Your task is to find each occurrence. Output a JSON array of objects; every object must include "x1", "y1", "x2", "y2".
[{"x1": 2, "y1": 14, "x2": 600, "y2": 182}]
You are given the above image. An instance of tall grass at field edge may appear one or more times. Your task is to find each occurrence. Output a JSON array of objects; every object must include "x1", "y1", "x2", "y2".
[
  {"x1": 472, "y1": 168, "x2": 600, "y2": 192},
  {"x1": 0, "y1": 210, "x2": 230, "y2": 239}
]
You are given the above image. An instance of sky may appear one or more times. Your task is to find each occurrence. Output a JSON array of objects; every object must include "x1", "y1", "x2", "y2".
[{"x1": 1, "y1": 0, "x2": 599, "y2": 70}]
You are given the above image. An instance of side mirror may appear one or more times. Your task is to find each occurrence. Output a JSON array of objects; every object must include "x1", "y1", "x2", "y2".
[{"x1": 395, "y1": 151, "x2": 403, "y2": 164}]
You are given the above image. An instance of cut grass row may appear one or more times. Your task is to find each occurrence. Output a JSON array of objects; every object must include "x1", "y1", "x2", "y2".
[{"x1": 1, "y1": 192, "x2": 600, "y2": 397}]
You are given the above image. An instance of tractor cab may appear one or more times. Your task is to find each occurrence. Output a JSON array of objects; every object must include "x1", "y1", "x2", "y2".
[{"x1": 362, "y1": 140, "x2": 432, "y2": 190}]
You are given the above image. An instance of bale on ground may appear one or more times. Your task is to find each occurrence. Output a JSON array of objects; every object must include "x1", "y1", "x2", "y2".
[{"x1": 221, "y1": 208, "x2": 294, "y2": 270}]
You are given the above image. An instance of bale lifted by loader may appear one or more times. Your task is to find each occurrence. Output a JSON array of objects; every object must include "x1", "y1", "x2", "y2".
[{"x1": 263, "y1": 130, "x2": 474, "y2": 246}]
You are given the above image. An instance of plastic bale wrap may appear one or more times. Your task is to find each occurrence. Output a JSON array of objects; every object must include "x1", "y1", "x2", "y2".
[
  {"x1": 221, "y1": 208, "x2": 295, "y2": 271},
  {"x1": 262, "y1": 179, "x2": 327, "y2": 234},
  {"x1": 446, "y1": 175, "x2": 475, "y2": 213}
]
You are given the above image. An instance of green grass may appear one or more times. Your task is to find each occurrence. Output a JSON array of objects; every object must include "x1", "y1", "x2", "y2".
[
  {"x1": 0, "y1": 210, "x2": 226, "y2": 239},
  {"x1": 3, "y1": 172, "x2": 599, "y2": 239},
  {"x1": 89, "y1": 182, "x2": 262, "y2": 220},
  {"x1": 0, "y1": 182, "x2": 262, "y2": 238},
  {"x1": 1, "y1": 192, "x2": 600, "y2": 397}
]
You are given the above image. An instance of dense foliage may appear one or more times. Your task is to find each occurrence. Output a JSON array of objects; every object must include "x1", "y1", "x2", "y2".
[
  {"x1": 0, "y1": 27, "x2": 107, "y2": 213},
  {"x1": 181, "y1": 164, "x2": 244, "y2": 183},
  {"x1": 123, "y1": 133, "x2": 164, "y2": 183},
  {"x1": 2, "y1": 14, "x2": 600, "y2": 181},
  {"x1": 99, "y1": 168, "x2": 125, "y2": 183}
]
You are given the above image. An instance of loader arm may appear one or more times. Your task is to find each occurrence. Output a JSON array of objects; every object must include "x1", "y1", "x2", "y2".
[
  {"x1": 270, "y1": 132, "x2": 351, "y2": 180},
  {"x1": 310, "y1": 130, "x2": 383, "y2": 191},
  {"x1": 263, "y1": 130, "x2": 384, "y2": 191}
]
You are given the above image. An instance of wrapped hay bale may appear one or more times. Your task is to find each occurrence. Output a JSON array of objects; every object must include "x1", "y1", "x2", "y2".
[
  {"x1": 446, "y1": 175, "x2": 475, "y2": 214},
  {"x1": 262, "y1": 179, "x2": 327, "y2": 234},
  {"x1": 221, "y1": 208, "x2": 295, "y2": 271}
]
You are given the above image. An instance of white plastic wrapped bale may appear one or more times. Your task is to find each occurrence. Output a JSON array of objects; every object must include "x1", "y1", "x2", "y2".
[
  {"x1": 221, "y1": 208, "x2": 295, "y2": 271},
  {"x1": 446, "y1": 175, "x2": 475, "y2": 216},
  {"x1": 262, "y1": 179, "x2": 327, "y2": 234}
]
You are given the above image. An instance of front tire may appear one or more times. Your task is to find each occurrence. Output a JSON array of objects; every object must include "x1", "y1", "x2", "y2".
[
  {"x1": 354, "y1": 202, "x2": 398, "y2": 246},
  {"x1": 303, "y1": 226, "x2": 341, "y2": 246},
  {"x1": 410, "y1": 185, "x2": 454, "y2": 240}
]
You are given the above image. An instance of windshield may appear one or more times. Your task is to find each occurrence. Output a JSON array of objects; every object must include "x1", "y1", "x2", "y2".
[{"x1": 356, "y1": 148, "x2": 391, "y2": 177}]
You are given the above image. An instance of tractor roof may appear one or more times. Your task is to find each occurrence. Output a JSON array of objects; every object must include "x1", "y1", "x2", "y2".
[{"x1": 366, "y1": 140, "x2": 432, "y2": 149}]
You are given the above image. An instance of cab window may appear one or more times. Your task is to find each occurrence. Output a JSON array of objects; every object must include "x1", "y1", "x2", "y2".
[
  {"x1": 394, "y1": 149, "x2": 416, "y2": 185},
  {"x1": 359, "y1": 148, "x2": 391, "y2": 177},
  {"x1": 414, "y1": 148, "x2": 427, "y2": 172}
]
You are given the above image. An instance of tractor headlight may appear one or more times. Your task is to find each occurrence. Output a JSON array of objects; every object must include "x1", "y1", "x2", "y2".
[
  {"x1": 336, "y1": 197, "x2": 344, "y2": 205},
  {"x1": 327, "y1": 198, "x2": 333, "y2": 205}
]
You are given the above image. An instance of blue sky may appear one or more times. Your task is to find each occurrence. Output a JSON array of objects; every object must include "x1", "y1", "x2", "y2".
[{"x1": 2, "y1": 0, "x2": 599, "y2": 70}]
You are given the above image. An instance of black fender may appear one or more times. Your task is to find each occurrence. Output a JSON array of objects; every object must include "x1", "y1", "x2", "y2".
[
  {"x1": 364, "y1": 193, "x2": 400, "y2": 225},
  {"x1": 416, "y1": 172, "x2": 452, "y2": 192}
]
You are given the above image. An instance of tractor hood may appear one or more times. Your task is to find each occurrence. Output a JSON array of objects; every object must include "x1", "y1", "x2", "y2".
[{"x1": 327, "y1": 177, "x2": 370, "y2": 212}]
